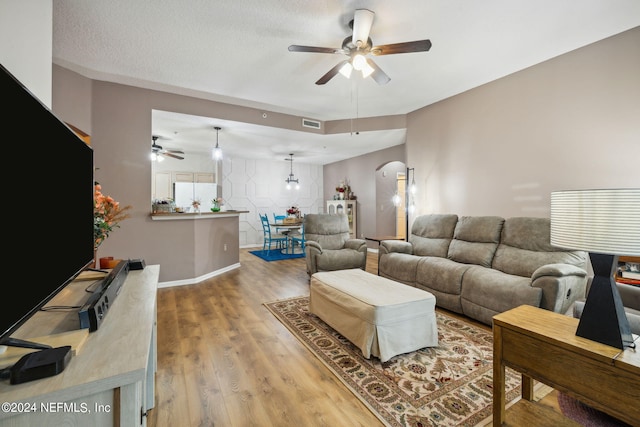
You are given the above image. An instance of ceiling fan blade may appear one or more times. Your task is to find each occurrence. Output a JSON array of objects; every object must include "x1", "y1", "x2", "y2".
[
  {"x1": 315, "y1": 60, "x2": 350, "y2": 85},
  {"x1": 366, "y1": 58, "x2": 391, "y2": 85},
  {"x1": 352, "y1": 9, "x2": 375, "y2": 47},
  {"x1": 371, "y1": 39, "x2": 432, "y2": 55},
  {"x1": 163, "y1": 152, "x2": 184, "y2": 160},
  {"x1": 165, "y1": 149, "x2": 184, "y2": 154},
  {"x1": 288, "y1": 45, "x2": 343, "y2": 54}
]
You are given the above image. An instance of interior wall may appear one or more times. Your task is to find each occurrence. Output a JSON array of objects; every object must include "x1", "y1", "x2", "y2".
[
  {"x1": 52, "y1": 66, "x2": 324, "y2": 282},
  {"x1": 323, "y1": 144, "x2": 406, "y2": 241},
  {"x1": 406, "y1": 26, "x2": 640, "y2": 224},
  {"x1": 0, "y1": 0, "x2": 52, "y2": 107},
  {"x1": 222, "y1": 156, "x2": 323, "y2": 247}
]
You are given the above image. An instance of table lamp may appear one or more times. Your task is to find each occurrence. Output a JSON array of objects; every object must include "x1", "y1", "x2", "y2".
[{"x1": 550, "y1": 188, "x2": 640, "y2": 349}]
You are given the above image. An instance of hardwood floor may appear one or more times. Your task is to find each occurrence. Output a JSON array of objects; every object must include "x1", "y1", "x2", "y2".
[{"x1": 147, "y1": 249, "x2": 575, "y2": 427}]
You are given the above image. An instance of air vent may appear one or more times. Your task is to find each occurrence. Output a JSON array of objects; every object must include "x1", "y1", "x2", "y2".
[{"x1": 302, "y1": 118, "x2": 321, "y2": 129}]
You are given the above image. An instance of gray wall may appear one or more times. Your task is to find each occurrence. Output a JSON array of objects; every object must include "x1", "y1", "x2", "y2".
[
  {"x1": 405, "y1": 26, "x2": 640, "y2": 225},
  {"x1": 52, "y1": 70, "x2": 326, "y2": 283}
]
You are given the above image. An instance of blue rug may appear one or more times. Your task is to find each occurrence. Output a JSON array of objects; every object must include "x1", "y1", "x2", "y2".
[{"x1": 249, "y1": 249, "x2": 305, "y2": 262}]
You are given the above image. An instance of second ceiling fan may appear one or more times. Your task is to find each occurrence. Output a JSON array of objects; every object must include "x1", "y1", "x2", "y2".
[
  {"x1": 151, "y1": 135, "x2": 184, "y2": 160},
  {"x1": 288, "y1": 9, "x2": 431, "y2": 85}
]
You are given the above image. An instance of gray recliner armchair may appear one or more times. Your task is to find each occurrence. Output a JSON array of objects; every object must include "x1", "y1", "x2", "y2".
[{"x1": 304, "y1": 213, "x2": 367, "y2": 275}]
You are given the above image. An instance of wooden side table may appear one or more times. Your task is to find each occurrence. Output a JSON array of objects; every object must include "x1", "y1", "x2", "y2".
[{"x1": 492, "y1": 304, "x2": 640, "y2": 426}]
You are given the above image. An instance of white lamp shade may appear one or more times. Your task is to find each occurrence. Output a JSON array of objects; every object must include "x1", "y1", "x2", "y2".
[
  {"x1": 339, "y1": 62, "x2": 353, "y2": 78},
  {"x1": 352, "y1": 54, "x2": 367, "y2": 71},
  {"x1": 550, "y1": 188, "x2": 640, "y2": 256},
  {"x1": 361, "y1": 60, "x2": 375, "y2": 78}
]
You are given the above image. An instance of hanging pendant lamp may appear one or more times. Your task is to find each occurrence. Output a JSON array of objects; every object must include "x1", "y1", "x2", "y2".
[
  {"x1": 285, "y1": 153, "x2": 300, "y2": 190},
  {"x1": 213, "y1": 126, "x2": 223, "y2": 160}
]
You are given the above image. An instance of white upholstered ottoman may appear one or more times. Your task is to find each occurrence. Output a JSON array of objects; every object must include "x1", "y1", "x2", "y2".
[{"x1": 309, "y1": 268, "x2": 438, "y2": 362}]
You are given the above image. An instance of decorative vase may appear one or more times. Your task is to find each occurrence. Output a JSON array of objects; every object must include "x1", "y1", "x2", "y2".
[
  {"x1": 211, "y1": 201, "x2": 220, "y2": 212},
  {"x1": 339, "y1": 192, "x2": 344, "y2": 200}
]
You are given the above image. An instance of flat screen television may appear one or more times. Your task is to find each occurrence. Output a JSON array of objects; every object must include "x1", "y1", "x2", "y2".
[{"x1": 0, "y1": 63, "x2": 94, "y2": 350}]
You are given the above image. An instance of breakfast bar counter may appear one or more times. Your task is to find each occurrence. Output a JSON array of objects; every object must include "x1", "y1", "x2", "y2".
[{"x1": 150, "y1": 210, "x2": 249, "y2": 220}]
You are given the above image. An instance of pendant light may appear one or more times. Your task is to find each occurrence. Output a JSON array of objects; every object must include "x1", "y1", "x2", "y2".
[
  {"x1": 285, "y1": 153, "x2": 300, "y2": 190},
  {"x1": 213, "y1": 126, "x2": 222, "y2": 160}
]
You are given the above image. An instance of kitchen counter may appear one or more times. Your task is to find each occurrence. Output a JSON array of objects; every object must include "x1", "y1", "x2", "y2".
[{"x1": 150, "y1": 210, "x2": 249, "y2": 220}]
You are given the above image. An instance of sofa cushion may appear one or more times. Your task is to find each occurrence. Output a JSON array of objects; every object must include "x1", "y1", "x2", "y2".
[
  {"x1": 315, "y1": 249, "x2": 366, "y2": 272},
  {"x1": 492, "y1": 217, "x2": 587, "y2": 277},
  {"x1": 409, "y1": 214, "x2": 458, "y2": 257},
  {"x1": 460, "y1": 265, "x2": 543, "y2": 325},
  {"x1": 415, "y1": 257, "x2": 472, "y2": 313},
  {"x1": 378, "y1": 252, "x2": 421, "y2": 286},
  {"x1": 447, "y1": 216, "x2": 504, "y2": 268}
]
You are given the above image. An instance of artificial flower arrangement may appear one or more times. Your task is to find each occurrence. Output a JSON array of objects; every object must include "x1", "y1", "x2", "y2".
[
  {"x1": 191, "y1": 199, "x2": 201, "y2": 210},
  {"x1": 287, "y1": 206, "x2": 300, "y2": 217},
  {"x1": 94, "y1": 182, "x2": 131, "y2": 249},
  {"x1": 335, "y1": 179, "x2": 351, "y2": 199},
  {"x1": 211, "y1": 197, "x2": 223, "y2": 212}
]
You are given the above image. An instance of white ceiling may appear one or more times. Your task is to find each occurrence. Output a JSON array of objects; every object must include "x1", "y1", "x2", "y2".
[{"x1": 53, "y1": 0, "x2": 640, "y2": 164}]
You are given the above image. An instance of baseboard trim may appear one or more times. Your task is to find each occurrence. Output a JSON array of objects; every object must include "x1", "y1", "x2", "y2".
[{"x1": 157, "y1": 263, "x2": 241, "y2": 288}]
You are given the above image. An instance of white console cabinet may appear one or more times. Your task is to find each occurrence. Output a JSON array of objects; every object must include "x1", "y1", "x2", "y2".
[
  {"x1": 0, "y1": 265, "x2": 159, "y2": 427},
  {"x1": 326, "y1": 200, "x2": 358, "y2": 239}
]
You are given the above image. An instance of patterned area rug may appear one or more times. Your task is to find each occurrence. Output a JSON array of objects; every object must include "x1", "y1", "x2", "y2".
[{"x1": 264, "y1": 296, "x2": 522, "y2": 427}]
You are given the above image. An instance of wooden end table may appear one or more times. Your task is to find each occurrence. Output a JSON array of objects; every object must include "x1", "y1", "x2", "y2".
[{"x1": 492, "y1": 304, "x2": 640, "y2": 426}]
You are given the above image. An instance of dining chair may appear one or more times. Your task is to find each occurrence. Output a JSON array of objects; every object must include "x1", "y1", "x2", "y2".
[
  {"x1": 291, "y1": 220, "x2": 305, "y2": 252},
  {"x1": 260, "y1": 213, "x2": 288, "y2": 254},
  {"x1": 272, "y1": 213, "x2": 287, "y2": 234}
]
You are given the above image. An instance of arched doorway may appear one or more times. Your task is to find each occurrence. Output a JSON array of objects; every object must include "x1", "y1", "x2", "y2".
[{"x1": 375, "y1": 161, "x2": 406, "y2": 239}]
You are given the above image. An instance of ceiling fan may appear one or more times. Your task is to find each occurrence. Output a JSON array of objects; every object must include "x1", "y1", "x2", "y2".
[
  {"x1": 288, "y1": 9, "x2": 431, "y2": 85},
  {"x1": 151, "y1": 135, "x2": 184, "y2": 160}
]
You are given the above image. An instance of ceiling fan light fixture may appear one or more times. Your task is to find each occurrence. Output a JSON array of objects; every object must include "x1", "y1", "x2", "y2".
[
  {"x1": 361, "y1": 61, "x2": 375, "y2": 78},
  {"x1": 352, "y1": 54, "x2": 367, "y2": 71},
  {"x1": 289, "y1": 8, "x2": 430, "y2": 85},
  {"x1": 339, "y1": 61, "x2": 353, "y2": 78}
]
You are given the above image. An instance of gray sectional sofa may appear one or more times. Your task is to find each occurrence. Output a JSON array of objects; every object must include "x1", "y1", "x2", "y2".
[{"x1": 378, "y1": 214, "x2": 589, "y2": 325}]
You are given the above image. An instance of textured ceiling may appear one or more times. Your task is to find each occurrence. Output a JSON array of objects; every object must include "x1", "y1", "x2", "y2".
[{"x1": 53, "y1": 0, "x2": 640, "y2": 164}]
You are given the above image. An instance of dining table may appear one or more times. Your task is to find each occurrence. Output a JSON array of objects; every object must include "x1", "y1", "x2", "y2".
[{"x1": 271, "y1": 222, "x2": 302, "y2": 254}]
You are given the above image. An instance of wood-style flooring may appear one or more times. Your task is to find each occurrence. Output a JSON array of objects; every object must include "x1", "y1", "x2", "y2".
[{"x1": 147, "y1": 249, "x2": 578, "y2": 427}]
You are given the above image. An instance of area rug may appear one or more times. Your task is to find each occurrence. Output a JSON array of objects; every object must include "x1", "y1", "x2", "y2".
[
  {"x1": 264, "y1": 296, "x2": 522, "y2": 427},
  {"x1": 249, "y1": 249, "x2": 304, "y2": 261},
  {"x1": 557, "y1": 392, "x2": 631, "y2": 427}
]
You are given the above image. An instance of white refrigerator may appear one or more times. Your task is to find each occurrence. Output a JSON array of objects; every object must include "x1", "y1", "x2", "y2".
[{"x1": 174, "y1": 182, "x2": 217, "y2": 212}]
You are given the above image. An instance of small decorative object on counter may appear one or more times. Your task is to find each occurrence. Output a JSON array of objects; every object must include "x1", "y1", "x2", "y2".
[
  {"x1": 191, "y1": 199, "x2": 201, "y2": 213},
  {"x1": 211, "y1": 197, "x2": 223, "y2": 212},
  {"x1": 152, "y1": 198, "x2": 175, "y2": 214}
]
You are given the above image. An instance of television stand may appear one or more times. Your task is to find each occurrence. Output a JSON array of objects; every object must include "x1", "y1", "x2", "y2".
[{"x1": 0, "y1": 265, "x2": 159, "y2": 426}]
